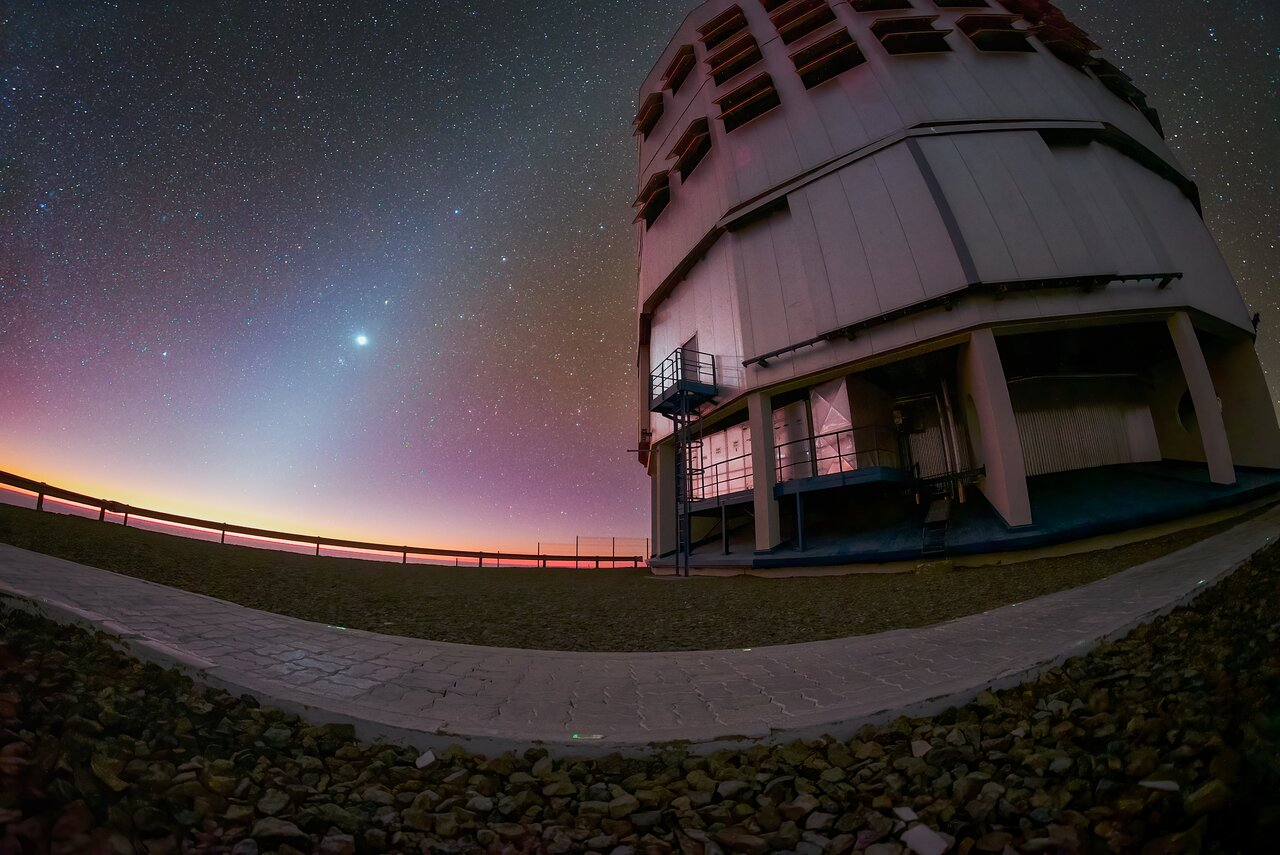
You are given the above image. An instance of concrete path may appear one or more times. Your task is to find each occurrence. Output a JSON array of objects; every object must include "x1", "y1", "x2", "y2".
[{"x1": 1, "y1": 507, "x2": 1276, "y2": 758}]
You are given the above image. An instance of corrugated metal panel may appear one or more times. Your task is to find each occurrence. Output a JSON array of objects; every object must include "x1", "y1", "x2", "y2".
[
  {"x1": 909, "y1": 425, "x2": 951, "y2": 479},
  {"x1": 1012, "y1": 380, "x2": 1156, "y2": 477}
]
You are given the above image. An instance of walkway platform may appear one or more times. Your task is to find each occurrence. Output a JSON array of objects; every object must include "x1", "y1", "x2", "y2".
[
  {"x1": 1, "y1": 505, "x2": 1277, "y2": 758},
  {"x1": 657, "y1": 462, "x2": 1280, "y2": 569}
]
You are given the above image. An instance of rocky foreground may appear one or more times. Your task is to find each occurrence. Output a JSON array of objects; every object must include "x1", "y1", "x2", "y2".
[{"x1": 1, "y1": 549, "x2": 1278, "y2": 855}]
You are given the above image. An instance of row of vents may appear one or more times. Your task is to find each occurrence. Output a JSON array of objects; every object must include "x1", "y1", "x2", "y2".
[
  {"x1": 634, "y1": 0, "x2": 1038, "y2": 226},
  {"x1": 634, "y1": 0, "x2": 1041, "y2": 142}
]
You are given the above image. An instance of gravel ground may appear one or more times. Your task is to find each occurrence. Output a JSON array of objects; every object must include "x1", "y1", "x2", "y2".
[
  {"x1": 2, "y1": 537, "x2": 1278, "y2": 854},
  {"x1": 0, "y1": 503, "x2": 1263, "y2": 652}
]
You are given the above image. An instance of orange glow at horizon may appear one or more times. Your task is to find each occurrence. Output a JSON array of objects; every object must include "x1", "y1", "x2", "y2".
[{"x1": 0, "y1": 469, "x2": 648, "y2": 563}]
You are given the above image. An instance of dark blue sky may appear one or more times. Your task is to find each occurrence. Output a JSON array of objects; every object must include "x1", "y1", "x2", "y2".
[{"x1": 1, "y1": 0, "x2": 1275, "y2": 549}]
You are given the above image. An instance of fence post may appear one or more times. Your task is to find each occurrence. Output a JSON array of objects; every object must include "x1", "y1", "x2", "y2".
[
  {"x1": 122, "y1": 508, "x2": 130, "y2": 527},
  {"x1": 402, "y1": 548, "x2": 408, "y2": 565},
  {"x1": 315, "y1": 539, "x2": 321, "y2": 557},
  {"x1": 575, "y1": 536, "x2": 579, "y2": 570},
  {"x1": 98, "y1": 506, "x2": 106, "y2": 522},
  {"x1": 478, "y1": 555, "x2": 484, "y2": 568},
  {"x1": 35, "y1": 484, "x2": 45, "y2": 512},
  {"x1": 220, "y1": 526, "x2": 227, "y2": 544}
]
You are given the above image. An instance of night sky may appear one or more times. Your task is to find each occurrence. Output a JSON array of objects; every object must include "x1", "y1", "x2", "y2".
[{"x1": 1, "y1": 1, "x2": 1276, "y2": 552}]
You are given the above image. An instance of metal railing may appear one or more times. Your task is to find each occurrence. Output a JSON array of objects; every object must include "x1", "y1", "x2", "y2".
[
  {"x1": 691, "y1": 451, "x2": 754, "y2": 501},
  {"x1": 649, "y1": 347, "x2": 717, "y2": 404},
  {"x1": 689, "y1": 427, "x2": 906, "y2": 500},
  {"x1": 0, "y1": 469, "x2": 646, "y2": 569},
  {"x1": 774, "y1": 428, "x2": 901, "y2": 482}
]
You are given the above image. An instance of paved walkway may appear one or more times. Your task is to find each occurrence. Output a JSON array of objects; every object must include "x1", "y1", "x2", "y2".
[{"x1": 1, "y1": 506, "x2": 1276, "y2": 757}]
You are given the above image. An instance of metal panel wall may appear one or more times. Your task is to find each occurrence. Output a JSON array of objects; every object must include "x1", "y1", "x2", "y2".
[{"x1": 1012, "y1": 380, "x2": 1160, "y2": 477}]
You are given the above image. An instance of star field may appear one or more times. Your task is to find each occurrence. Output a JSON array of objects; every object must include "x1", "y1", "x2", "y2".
[{"x1": 0, "y1": 1, "x2": 1276, "y2": 551}]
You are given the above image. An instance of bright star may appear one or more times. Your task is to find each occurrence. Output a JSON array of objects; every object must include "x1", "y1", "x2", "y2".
[{"x1": 355, "y1": 334, "x2": 369, "y2": 346}]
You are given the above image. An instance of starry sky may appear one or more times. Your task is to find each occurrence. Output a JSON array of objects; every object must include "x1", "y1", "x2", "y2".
[{"x1": 1, "y1": 1, "x2": 1276, "y2": 552}]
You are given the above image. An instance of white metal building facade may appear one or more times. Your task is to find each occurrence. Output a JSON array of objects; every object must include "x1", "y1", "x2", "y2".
[{"x1": 633, "y1": 0, "x2": 1280, "y2": 566}]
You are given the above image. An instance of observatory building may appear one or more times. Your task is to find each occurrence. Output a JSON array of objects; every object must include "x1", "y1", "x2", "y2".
[{"x1": 633, "y1": 0, "x2": 1280, "y2": 571}]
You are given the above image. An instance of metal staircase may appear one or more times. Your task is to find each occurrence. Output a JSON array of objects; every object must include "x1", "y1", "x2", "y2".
[
  {"x1": 649, "y1": 348, "x2": 719, "y2": 577},
  {"x1": 921, "y1": 497, "x2": 951, "y2": 558}
]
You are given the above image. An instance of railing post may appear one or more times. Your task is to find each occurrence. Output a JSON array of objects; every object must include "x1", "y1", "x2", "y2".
[
  {"x1": 35, "y1": 484, "x2": 45, "y2": 512},
  {"x1": 796, "y1": 492, "x2": 806, "y2": 552},
  {"x1": 402, "y1": 548, "x2": 408, "y2": 565},
  {"x1": 575, "y1": 536, "x2": 579, "y2": 569},
  {"x1": 315, "y1": 539, "x2": 321, "y2": 557},
  {"x1": 122, "y1": 507, "x2": 130, "y2": 527},
  {"x1": 220, "y1": 526, "x2": 226, "y2": 544},
  {"x1": 98, "y1": 506, "x2": 106, "y2": 522},
  {"x1": 478, "y1": 555, "x2": 484, "y2": 568}
]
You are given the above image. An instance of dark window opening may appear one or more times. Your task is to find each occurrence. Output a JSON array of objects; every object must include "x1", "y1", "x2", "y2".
[
  {"x1": 706, "y1": 32, "x2": 764, "y2": 86},
  {"x1": 769, "y1": 0, "x2": 837, "y2": 44},
  {"x1": 791, "y1": 29, "x2": 866, "y2": 88},
  {"x1": 663, "y1": 45, "x2": 697, "y2": 95},
  {"x1": 956, "y1": 14, "x2": 1036, "y2": 51},
  {"x1": 699, "y1": 5, "x2": 749, "y2": 51},
  {"x1": 870, "y1": 16, "x2": 953, "y2": 54},
  {"x1": 851, "y1": 0, "x2": 913, "y2": 12},
  {"x1": 633, "y1": 172, "x2": 671, "y2": 228},
  {"x1": 633, "y1": 92, "x2": 664, "y2": 139},
  {"x1": 716, "y1": 73, "x2": 782, "y2": 133},
  {"x1": 669, "y1": 118, "x2": 713, "y2": 180},
  {"x1": 997, "y1": 0, "x2": 1097, "y2": 68}
]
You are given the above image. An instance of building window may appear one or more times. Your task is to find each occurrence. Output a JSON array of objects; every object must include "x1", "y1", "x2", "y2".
[
  {"x1": 716, "y1": 73, "x2": 782, "y2": 133},
  {"x1": 791, "y1": 29, "x2": 866, "y2": 88},
  {"x1": 669, "y1": 118, "x2": 712, "y2": 180},
  {"x1": 699, "y1": 5, "x2": 749, "y2": 51},
  {"x1": 956, "y1": 14, "x2": 1036, "y2": 52},
  {"x1": 850, "y1": 0, "x2": 913, "y2": 11},
  {"x1": 663, "y1": 45, "x2": 697, "y2": 95},
  {"x1": 997, "y1": 0, "x2": 1097, "y2": 68},
  {"x1": 870, "y1": 16, "x2": 953, "y2": 54},
  {"x1": 633, "y1": 172, "x2": 671, "y2": 227},
  {"x1": 634, "y1": 92, "x2": 664, "y2": 139},
  {"x1": 762, "y1": 0, "x2": 837, "y2": 45},
  {"x1": 706, "y1": 31, "x2": 764, "y2": 86}
]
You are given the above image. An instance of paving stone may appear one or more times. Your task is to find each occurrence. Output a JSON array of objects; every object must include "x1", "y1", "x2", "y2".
[{"x1": 0, "y1": 507, "x2": 1274, "y2": 754}]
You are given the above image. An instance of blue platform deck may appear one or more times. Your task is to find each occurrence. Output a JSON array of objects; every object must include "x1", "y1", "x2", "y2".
[{"x1": 659, "y1": 462, "x2": 1280, "y2": 569}]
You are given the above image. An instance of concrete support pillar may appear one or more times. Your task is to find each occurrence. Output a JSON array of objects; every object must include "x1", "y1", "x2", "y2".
[
  {"x1": 748, "y1": 391, "x2": 783, "y2": 552},
  {"x1": 1168, "y1": 311, "x2": 1236, "y2": 484},
  {"x1": 652, "y1": 442, "x2": 678, "y2": 557},
  {"x1": 1203, "y1": 334, "x2": 1280, "y2": 470},
  {"x1": 960, "y1": 329, "x2": 1033, "y2": 527}
]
